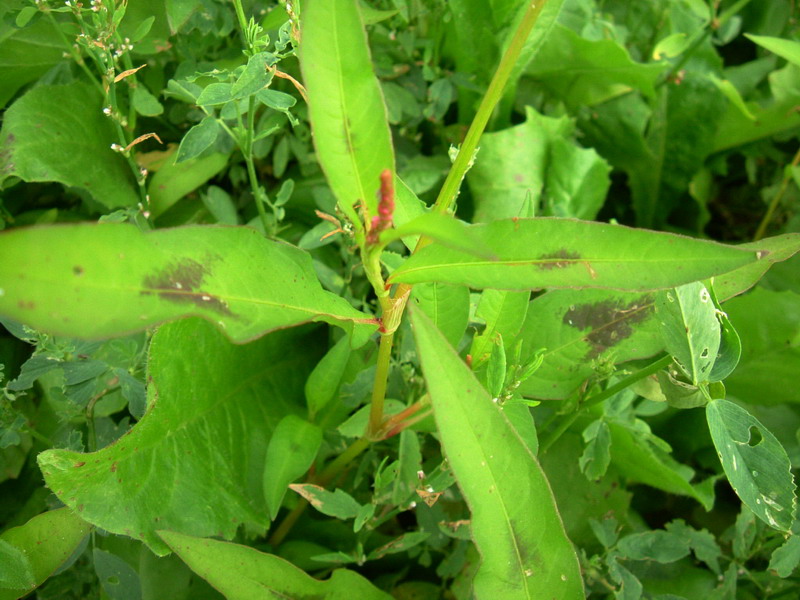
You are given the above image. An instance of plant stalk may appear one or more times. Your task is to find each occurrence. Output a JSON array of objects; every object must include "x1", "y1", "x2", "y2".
[
  {"x1": 431, "y1": 0, "x2": 550, "y2": 216},
  {"x1": 753, "y1": 146, "x2": 800, "y2": 241},
  {"x1": 539, "y1": 354, "x2": 673, "y2": 453}
]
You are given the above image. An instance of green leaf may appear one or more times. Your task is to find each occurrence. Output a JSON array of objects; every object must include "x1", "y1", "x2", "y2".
[
  {"x1": 132, "y1": 86, "x2": 164, "y2": 117},
  {"x1": 263, "y1": 416, "x2": 322, "y2": 520},
  {"x1": 608, "y1": 421, "x2": 714, "y2": 510},
  {"x1": 517, "y1": 289, "x2": 663, "y2": 400},
  {"x1": 724, "y1": 288, "x2": 800, "y2": 406},
  {"x1": 486, "y1": 336, "x2": 507, "y2": 399},
  {"x1": 527, "y1": 23, "x2": 666, "y2": 107},
  {"x1": 392, "y1": 177, "x2": 427, "y2": 250},
  {"x1": 745, "y1": 34, "x2": 800, "y2": 67},
  {"x1": 300, "y1": 0, "x2": 395, "y2": 226},
  {"x1": 158, "y1": 530, "x2": 393, "y2": 600},
  {"x1": 196, "y1": 82, "x2": 232, "y2": 106},
  {"x1": 0, "y1": 508, "x2": 91, "y2": 600},
  {"x1": 37, "y1": 319, "x2": 319, "y2": 555},
  {"x1": 706, "y1": 399, "x2": 796, "y2": 531},
  {"x1": 0, "y1": 223, "x2": 377, "y2": 345},
  {"x1": 289, "y1": 484, "x2": 362, "y2": 520},
  {"x1": 0, "y1": 18, "x2": 64, "y2": 108},
  {"x1": 256, "y1": 89, "x2": 296, "y2": 111},
  {"x1": 148, "y1": 150, "x2": 229, "y2": 217},
  {"x1": 131, "y1": 15, "x2": 156, "y2": 42},
  {"x1": 617, "y1": 530, "x2": 690, "y2": 563},
  {"x1": 231, "y1": 53, "x2": 272, "y2": 99},
  {"x1": 0, "y1": 82, "x2": 138, "y2": 209},
  {"x1": 380, "y1": 213, "x2": 495, "y2": 258},
  {"x1": 409, "y1": 283, "x2": 470, "y2": 348},
  {"x1": 579, "y1": 420, "x2": 611, "y2": 481},
  {"x1": 410, "y1": 308, "x2": 584, "y2": 599},
  {"x1": 388, "y1": 218, "x2": 760, "y2": 291},
  {"x1": 713, "y1": 233, "x2": 800, "y2": 301},
  {"x1": 305, "y1": 334, "x2": 353, "y2": 418},
  {"x1": 769, "y1": 535, "x2": 800, "y2": 578},
  {"x1": 468, "y1": 107, "x2": 610, "y2": 223},
  {"x1": 0, "y1": 540, "x2": 35, "y2": 590},
  {"x1": 655, "y1": 282, "x2": 720, "y2": 385},
  {"x1": 93, "y1": 548, "x2": 141, "y2": 600},
  {"x1": 175, "y1": 116, "x2": 220, "y2": 163},
  {"x1": 470, "y1": 289, "x2": 529, "y2": 368}
]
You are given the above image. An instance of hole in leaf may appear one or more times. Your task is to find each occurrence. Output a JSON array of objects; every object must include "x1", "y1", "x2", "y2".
[
  {"x1": 748, "y1": 426, "x2": 763, "y2": 447},
  {"x1": 700, "y1": 348, "x2": 709, "y2": 358}
]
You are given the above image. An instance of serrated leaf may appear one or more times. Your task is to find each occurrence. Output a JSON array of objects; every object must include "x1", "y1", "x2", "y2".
[
  {"x1": 263, "y1": 416, "x2": 322, "y2": 520},
  {"x1": 158, "y1": 530, "x2": 392, "y2": 600},
  {"x1": 769, "y1": 535, "x2": 800, "y2": 578},
  {"x1": 37, "y1": 319, "x2": 318, "y2": 555},
  {"x1": 410, "y1": 308, "x2": 583, "y2": 599},
  {"x1": 388, "y1": 218, "x2": 760, "y2": 291},
  {"x1": 707, "y1": 399, "x2": 796, "y2": 531},
  {"x1": 300, "y1": 0, "x2": 394, "y2": 226},
  {"x1": 0, "y1": 223, "x2": 377, "y2": 345}
]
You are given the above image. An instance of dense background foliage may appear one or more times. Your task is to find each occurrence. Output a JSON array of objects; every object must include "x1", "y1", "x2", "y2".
[{"x1": 1, "y1": 0, "x2": 799, "y2": 598}]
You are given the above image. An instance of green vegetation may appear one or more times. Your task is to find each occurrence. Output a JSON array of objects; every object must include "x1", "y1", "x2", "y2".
[{"x1": 1, "y1": 0, "x2": 799, "y2": 598}]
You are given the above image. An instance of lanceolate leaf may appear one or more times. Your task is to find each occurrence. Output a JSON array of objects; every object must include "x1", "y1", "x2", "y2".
[
  {"x1": 0, "y1": 223, "x2": 377, "y2": 346},
  {"x1": 388, "y1": 218, "x2": 760, "y2": 291},
  {"x1": 0, "y1": 509, "x2": 91, "y2": 600},
  {"x1": 37, "y1": 319, "x2": 319, "y2": 555},
  {"x1": 707, "y1": 399, "x2": 797, "y2": 531},
  {"x1": 410, "y1": 308, "x2": 583, "y2": 599},
  {"x1": 300, "y1": 0, "x2": 395, "y2": 227},
  {"x1": 159, "y1": 530, "x2": 392, "y2": 599}
]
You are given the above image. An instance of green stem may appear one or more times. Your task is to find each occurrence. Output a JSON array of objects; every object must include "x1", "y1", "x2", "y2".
[
  {"x1": 431, "y1": 0, "x2": 550, "y2": 215},
  {"x1": 539, "y1": 354, "x2": 672, "y2": 453},
  {"x1": 367, "y1": 331, "x2": 395, "y2": 438},
  {"x1": 753, "y1": 146, "x2": 800, "y2": 241},
  {"x1": 232, "y1": 0, "x2": 250, "y2": 49}
]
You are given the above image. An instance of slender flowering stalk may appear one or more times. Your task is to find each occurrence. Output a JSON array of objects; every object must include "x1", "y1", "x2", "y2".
[{"x1": 366, "y1": 169, "x2": 395, "y2": 245}]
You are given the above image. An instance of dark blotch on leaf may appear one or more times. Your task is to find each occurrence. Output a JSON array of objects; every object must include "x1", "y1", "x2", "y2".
[
  {"x1": 141, "y1": 257, "x2": 232, "y2": 316},
  {"x1": 73, "y1": 265, "x2": 84, "y2": 275},
  {"x1": 563, "y1": 297, "x2": 653, "y2": 358},
  {"x1": 538, "y1": 249, "x2": 581, "y2": 270}
]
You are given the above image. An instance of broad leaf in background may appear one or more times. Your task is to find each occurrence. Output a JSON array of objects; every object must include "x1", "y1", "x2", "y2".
[
  {"x1": 159, "y1": 530, "x2": 393, "y2": 600},
  {"x1": 579, "y1": 74, "x2": 727, "y2": 229},
  {"x1": 655, "y1": 282, "x2": 720, "y2": 385},
  {"x1": 516, "y1": 289, "x2": 663, "y2": 399},
  {"x1": 723, "y1": 288, "x2": 800, "y2": 406},
  {"x1": 411, "y1": 308, "x2": 583, "y2": 599},
  {"x1": 0, "y1": 82, "x2": 139, "y2": 209},
  {"x1": 468, "y1": 107, "x2": 611, "y2": 222},
  {"x1": 526, "y1": 24, "x2": 666, "y2": 108},
  {"x1": 0, "y1": 508, "x2": 91, "y2": 600},
  {"x1": 147, "y1": 149, "x2": 230, "y2": 218},
  {"x1": 0, "y1": 223, "x2": 377, "y2": 345},
  {"x1": 389, "y1": 218, "x2": 760, "y2": 291},
  {"x1": 707, "y1": 399, "x2": 796, "y2": 531},
  {"x1": 300, "y1": 0, "x2": 395, "y2": 226},
  {"x1": 37, "y1": 319, "x2": 318, "y2": 555},
  {"x1": 0, "y1": 18, "x2": 64, "y2": 108}
]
